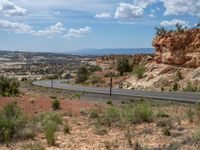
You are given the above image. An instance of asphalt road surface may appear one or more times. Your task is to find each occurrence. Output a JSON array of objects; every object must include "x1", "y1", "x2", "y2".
[{"x1": 33, "y1": 80, "x2": 200, "y2": 103}]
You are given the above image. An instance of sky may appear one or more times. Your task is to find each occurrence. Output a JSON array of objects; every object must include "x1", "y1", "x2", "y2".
[{"x1": 0, "y1": 0, "x2": 199, "y2": 52}]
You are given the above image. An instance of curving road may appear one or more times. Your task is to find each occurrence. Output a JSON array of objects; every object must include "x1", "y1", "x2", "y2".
[{"x1": 33, "y1": 80, "x2": 200, "y2": 103}]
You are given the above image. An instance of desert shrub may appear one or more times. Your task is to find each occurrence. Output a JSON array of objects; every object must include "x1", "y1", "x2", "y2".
[
  {"x1": 89, "y1": 108, "x2": 101, "y2": 119},
  {"x1": 35, "y1": 112, "x2": 63, "y2": 127},
  {"x1": 63, "y1": 123, "x2": 70, "y2": 134},
  {"x1": 102, "y1": 107, "x2": 121, "y2": 126},
  {"x1": 0, "y1": 76, "x2": 20, "y2": 97},
  {"x1": 193, "y1": 129, "x2": 200, "y2": 143},
  {"x1": 157, "y1": 111, "x2": 170, "y2": 118},
  {"x1": 43, "y1": 121, "x2": 57, "y2": 145},
  {"x1": 69, "y1": 93, "x2": 81, "y2": 99},
  {"x1": 22, "y1": 143, "x2": 45, "y2": 150},
  {"x1": 34, "y1": 112, "x2": 63, "y2": 145},
  {"x1": 120, "y1": 104, "x2": 135, "y2": 123},
  {"x1": 172, "y1": 82, "x2": 179, "y2": 91},
  {"x1": 94, "y1": 121, "x2": 107, "y2": 135},
  {"x1": 89, "y1": 76, "x2": 104, "y2": 85},
  {"x1": 162, "y1": 127, "x2": 171, "y2": 136},
  {"x1": 21, "y1": 127, "x2": 36, "y2": 139},
  {"x1": 176, "y1": 70, "x2": 183, "y2": 80},
  {"x1": 0, "y1": 101, "x2": 28, "y2": 143},
  {"x1": 175, "y1": 23, "x2": 186, "y2": 32},
  {"x1": 88, "y1": 65, "x2": 102, "y2": 72},
  {"x1": 155, "y1": 26, "x2": 168, "y2": 36},
  {"x1": 106, "y1": 99, "x2": 113, "y2": 105},
  {"x1": 117, "y1": 57, "x2": 132, "y2": 76},
  {"x1": 125, "y1": 126, "x2": 135, "y2": 146},
  {"x1": 184, "y1": 82, "x2": 198, "y2": 92},
  {"x1": 132, "y1": 65, "x2": 146, "y2": 79},
  {"x1": 156, "y1": 119, "x2": 173, "y2": 128},
  {"x1": 51, "y1": 99, "x2": 60, "y2": 110},
  {"x1": 187, "y1": 107, "x2": 194, "y2": 123},
  {"x1": 76, "y1": 66, "x2": 89, "y2": 83},
  {"x1": 133, "y1": 101, "x2": 153, "y2": 123}
]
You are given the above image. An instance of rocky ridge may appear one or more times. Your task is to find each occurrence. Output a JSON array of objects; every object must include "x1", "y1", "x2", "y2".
[{"x1": 123, "y1": 29, "x2": 200, "y2": 91}]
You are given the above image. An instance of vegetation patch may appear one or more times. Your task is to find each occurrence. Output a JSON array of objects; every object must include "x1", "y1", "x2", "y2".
[{"x1": 0, "y1": 76, "x2": 20, "y2": 97}]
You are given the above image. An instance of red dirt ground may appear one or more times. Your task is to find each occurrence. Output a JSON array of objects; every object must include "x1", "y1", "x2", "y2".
[{"x1": 0, "y1": 95, "x2": 94, "y2": 116}]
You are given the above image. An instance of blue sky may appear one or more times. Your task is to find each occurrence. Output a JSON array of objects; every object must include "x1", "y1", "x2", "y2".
[{"x1": 0, "y1": 0, "x2": 199, "y2": 52}]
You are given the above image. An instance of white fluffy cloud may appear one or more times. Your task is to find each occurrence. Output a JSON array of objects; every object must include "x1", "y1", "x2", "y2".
[
  {"x1": 115, "y1": 2, "x2": 143, "y2": 19},
  {"x1": 114, "y1": 0, "x2": 200, "y2": 20},
  {"x1": 162, "y1": 0, "x2": 200, "y2": 17},
  {"x1": 0, "y1": 0, "x2": 27, "y2": 17},
  {"x1": 160, "y1": 19, "x2": 188, "y2": 27},
  {"x1": 0, "y1": 19, "x2": 92, "y2": 39},
  {"x1": 95, "y1": 13, "x2": 111, "y2": 19},
  {"x1": 64, "y1": 26, "x2": 92, "y2": 38},
  {"x1": 0, "y1": 20, "x2": 31, "y2": 33},
  {"x1": 32, "y1": 23, "x2": 65, "y2": 37}
]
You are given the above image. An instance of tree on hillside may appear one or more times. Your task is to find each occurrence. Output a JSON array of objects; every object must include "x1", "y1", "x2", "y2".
[
  {"x1": 76, "y1": 66, "x2": 89, "y2": 83},
  {"x1": 117, "y1": 57, "x2": 132, "y2": 76}
]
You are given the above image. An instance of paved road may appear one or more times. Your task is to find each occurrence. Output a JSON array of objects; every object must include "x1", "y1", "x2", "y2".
[{"x1": 33, "y1": 80, "x2": 200, "y2": 103}]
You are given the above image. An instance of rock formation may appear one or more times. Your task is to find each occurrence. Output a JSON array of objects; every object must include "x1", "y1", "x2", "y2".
[{"x1": 153, "y1": 29, "x2": 200, "y2": 68}]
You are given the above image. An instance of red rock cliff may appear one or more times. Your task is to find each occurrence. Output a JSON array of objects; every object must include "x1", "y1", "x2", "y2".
[{"x1": 153, "y1": 29, "x2": 200, "y2": 68}]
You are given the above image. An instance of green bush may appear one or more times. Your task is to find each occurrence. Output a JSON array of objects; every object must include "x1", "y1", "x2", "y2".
[
  {"x1": 117, "y1": 57, "x2": 132, "y2": 76},
  {"x1": 89, "y1": 76, "x2": 104, "y2": 85},
  {"x1": 193, "y1": 129, "x2": 200, "y2": 143},
  {"x1": 162, "y1": 127, "x2": 171, "y2": 136},
  {"x1": 35, "y1": 112, "x2": 62, "y2": 127},
  {"x1": 133, "y1": 101, "x2": 153, "y2": 123},
  {"x1": 63, "y1": 123, "x2": 70, "y2": 134},
  {"x1": 0, "y1": 101, "x2": 28, "y2": 143},
  {"x1": 52, "y1": 99, "x2": 60, "y2": 110},
  {"x1": 132, "y1": 65, "x2": 146, "y2": 79},
  {"x1": 155, "y1": 26, "x2": 168, "y2": 36},
  {"x1": 172, "y1": 82, "x2": 179, "y2": 91},
  {"x1": 184, "y1": 82, "x2": 198, "y2": 92},
  {"x1": 106, "y1": 99, "x2": 113, "y2": 105},
  {"x1": 102, "y1": 107, "x2": 121, "y2": 126},
  {"x1": 43, "y1": 121, "x2": 57, "y2": 145},
  {"x1": 176, "y1": 70, "x2": 183, "y2": 80},
  {"x1": 76, "y1": 66, "x2": 89, "y2": 83},
  {"x1": 89, "y1": 108, "x2": 101, "y2": 119},
  {"x1": 0, "y1": 76, "x2": 20, "y2": 97},
  {"x1": 34, "y1": 112, "x2": 62, "y2": 145},
  {"x1": 175, "y1": 23, "x2": 185, "y2": 32},
  {"x1": 157, "y1": 111, "x2": 170, "y2": 118},
  {"x1": 21, "y1": 127, "x2": 36, "y2": 139}
]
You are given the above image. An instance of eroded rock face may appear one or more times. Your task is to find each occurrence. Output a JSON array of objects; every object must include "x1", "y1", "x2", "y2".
[{"x1": 153, "y1": 29, "x2": 200, "y2": 68}]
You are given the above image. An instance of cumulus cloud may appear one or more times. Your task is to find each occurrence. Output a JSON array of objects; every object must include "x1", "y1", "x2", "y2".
[
  {"x1": 63, "y1": 26, "x2": 92, "y2": 38},
  {"x1": 162, "y1": 0, "x2": 200, "y2": 17},
  {"x1": 32, "y1": 23, "x2": 65, "y2": 37},
  {"x1": 0, "y1": 0, "x2": 27, "y2": 17},
  {"x1": 160, "y1": 19, "x2": 188, "y2": 27},
  {"x1": 114, "y1": 0, "x2": 200, "y2": 20},
  {"x1": 115, "y1": 2, "x2": 143, "y2": 19},
  {"x1": 95, "y1": 12, "x2": 111, "y2": 18},
  {"x1": 0, "y1": 20, "x2": 31, "y2": 33}
]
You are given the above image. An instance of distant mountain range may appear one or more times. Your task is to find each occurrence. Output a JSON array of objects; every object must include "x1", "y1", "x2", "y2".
[{"x1": 67, "y1": 48, "x2": 154, "y2": 56}]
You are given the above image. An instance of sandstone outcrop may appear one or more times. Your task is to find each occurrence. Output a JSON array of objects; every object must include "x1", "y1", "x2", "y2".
[{"x1": 153, "y1": 29, "x2": 200, "y2": 68}]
